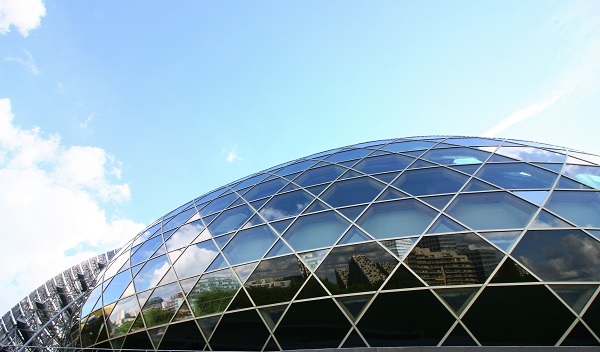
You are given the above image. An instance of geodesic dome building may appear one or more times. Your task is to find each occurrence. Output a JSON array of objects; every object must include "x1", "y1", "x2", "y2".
[{"x1": 79, "y1": 136, "x2": 600, "y2": 350}]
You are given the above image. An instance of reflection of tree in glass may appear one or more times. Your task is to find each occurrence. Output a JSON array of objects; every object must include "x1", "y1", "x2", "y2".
[
  {"x1": 191, "y1": 289, "x2": 236, "y2": 316},
  {"x1": 111, "y1": 319, "x2": 134, "y2": 336},
  {"x1": 143, "y1": 308, "x2": 175, "y2": 327}
]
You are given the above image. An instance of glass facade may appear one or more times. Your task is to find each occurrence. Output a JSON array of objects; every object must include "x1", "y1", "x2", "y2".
[{"x1": 79, "y1": 137, "x2": 600, "y2": 349}]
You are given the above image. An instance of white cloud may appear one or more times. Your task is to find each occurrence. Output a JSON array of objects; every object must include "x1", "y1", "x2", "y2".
[
  {"x1": 226, "y1": 150, "x2": 242, "y2": 163},
  {"x1": 5, "y1": 49, "x2": 39, "y2": 74},
  {"x1": 0, "y1": 98, "x2": 145, "y2": 313},
  {"x1": 0, "y1": 0, "x2": 46, "y2": 37}
]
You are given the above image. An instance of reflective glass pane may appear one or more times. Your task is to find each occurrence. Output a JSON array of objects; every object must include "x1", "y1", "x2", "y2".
[
  {"x1": 357, "y1": 199, "x2": 437, "y2": 239},
  {"x1": 275, "y1": 160, "x2": 317, "y2": 176},
  {"x1": 562, "y1": 165, "x2": 600, "y2": 190},
  {"x1": 173, "y1": 240, "x2": 219, "y2": 280},
  {"x1": 81, "y1": 307, "x2": 105, "y2": 347},
  {"x1": 207, "y1": 205, "x2": 254, "y2": 236},
  {"x1": 382, "y1": 140, "x2": 437, "y2": 152},
  {"x1": 195, "y1": 188, "x2": 227, "y2": 207},
  {"x1": 475, "y1": 163, "x2": 557, "y2": 189},
  {"x1": 245, "y1": 255, "x2": 309, "y2": 305},
  {"x1": 446, "y1": 192, "x2": 537, "y2": 230},
  {"x1": 512, "y1": 229, "x2": 600, "y2": 281},
  {"x1": 158, "y1": 320, "x2": 206, "y2": 351},
  {"x1": 163, "y1": 207, "x2": 197, "y2": 232},
  {"x1": 353, "y1": 154, "x2": 414, "y2": 174},
  {"x1": 283, "y1": 211, "x2": 349, "y2": 251},
  {"x1": 209, "y1": 310, "x2": 271, "y2": 351},
  {"x1": 188, "y1": 268, "x2": 240, "y2": 317},
  {"x1": 131, "y1": 235, "x2": 163, "y2": 266},
  {"x1": 550, "y1": 285, "x2": 596, "y2": 314},
  {"x1": 545, "y1": 191, "x2": 600, "y2": 227},
  {"x1": 421, "y1": 147, "x2": 490, "y2": 165},
  {"x1": 357, "y1": 290, "x2": 455, "y2": 347},
  {"x1": 258, "y1": 190, "x2": 313, "y2": 221},
  {"x1": 232, "y1": 174, "x2": 268, "y2": 190},
  {"x1": 495, "y1": 147, "x2": 566, "y2": 163},
  {"x1": 406, "y1": 233, "x2": 502, "y2": 285},
  {"x1": 321, "y1": 177, "x2": 384, "y2": 208},
  {"x1": 275, "y1": 299, "x2": 351, "y2": 350},
  {"x1": 107, "y1": 296, "x2": 140, "y2": 338},
  {"x1": 165, "y1": 220, "x2": 205, "y2": 251},
  {"x1": 223, "y1": 225, "x2": 278, "y2": 265},
  {"x1": 325, "y1": 148, "x2": 371, "y2": 163},
  {"x1": 315, "y1": 242, "x2": 398, "y2": 294},
  {"x1": 294, "y1": 165, "x2": 346, "y2": 187},
  {"x1": 393, "y1": 168, "x2": 469, "y2": 196},
  {"x1": 142, "y1": 282, "x2": 183, "y2": 328},
  {"x1": 134, "y1": 255, "x2": 171, "y2": 292},
  {"x1": 445, "y1": 137, "x2": 501, "y2": 147},
  {"x1": 81, "y1": 286, "x2": 103, "y2": 318},
  {"x1": 103, "y1": 270, "x2": 133, "y2": 305},
  {"x1": 242, "y1": 178, "x2": 288, "y2": 202},
  {"x1": 435, "y1": 287, "x2": 478, "y2": 314},
  {"x1": 199, "y1": 193, "x2": 238, "y2": 216}
]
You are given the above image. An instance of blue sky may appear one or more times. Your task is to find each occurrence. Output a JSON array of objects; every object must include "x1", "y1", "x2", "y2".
[{"x1": 0, "y1": 0, "x2": 599, "y2": 312}]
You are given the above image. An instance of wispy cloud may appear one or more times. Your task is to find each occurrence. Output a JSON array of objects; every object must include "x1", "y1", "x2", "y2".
[
  {"x1": 5, "y1": 49, "x2": 39, "y2": 74},
  {"x1": 0, "y1": 0, "x2": 46, "y2": 37},
  {"x1": 79, "y1": 113, "x2": 94, "y2": 129},
  {"x1": 226, "y1": 150, "x2": 242, "y2": 163}
]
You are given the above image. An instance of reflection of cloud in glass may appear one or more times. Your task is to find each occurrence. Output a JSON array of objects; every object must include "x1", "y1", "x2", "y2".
[
  {"x1": 166, "y1": 221, "x2": 204, "y2": 250},
  {"x1": 516, "y1": 231, "x2": 600, "y2": 281},
  {"x1": 496, "y1": 147, "x2": 565, "y2": 163},
  {"x1": 173, "y1": 242, "x2": 219, "y2": 279},
  {"x1": 135, "y1": 257, "x2": 170, "y2": 291},
  {"x1": 563, "y1": 165, "x2": 600, "y2": 190}
]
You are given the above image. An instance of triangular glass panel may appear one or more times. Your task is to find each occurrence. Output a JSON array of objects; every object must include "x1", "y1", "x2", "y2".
[
  {"x1": 250, "y1": 198, "x2": 269, "y2": 211},
  {"x1": 556, "y1": 176, "x2": 592, "y2": 189},
  {"x1": 266, "y1": 239, "x2": 293, "y2": 258},
  {"x1": 478, "y1": 231, "x2": 521, "y2": 251},
  {"x1": 264, "y1": 337, "x2": 280, "y2": 351},
  {"x1": 463, "y1": 179, "x2": 498, "y2": 192},
  {"x1": 442, "y1": 323, "x2": 478, "y2": 346},
  {"x1": 305, "y1": 184, "x2": 329, "y2": 196},
  {"x1": 371, "y1": 172, "x2": 400, "y2": 184},
  {"x1": 172, "y1": 301, "x2": 194, "y2": 322},
  {"x1": 338, "y1": 227, "x2": 371, "y2": 244},
  {"x1": 264, "y1": 174, "x2": 278, "y2": 182},
  {"x1": 259, "y1": 305, "x2": 287, "y2": 329},
  {"x1": 147, "y1": 326, "x2": 167, "y2": 349},
  {"x1": 196, "y1": 316, "x2": 220, "y2": 340},
  {"x1": 549, "y1": 285, "x2": 597, "y2": 314},
  {"x1": 158, "y1": 321, "x2": 206, "y2": 351},
  {"x1": 157, "y1": 268, "x2": 177, "y2": 286},
  {"x1": 448, "y1": 164, "x2": 480, "y2": 175},
  {"x1": 371, "y1": 150, "x2": 390, "y2": 157},
  {"x1": 380, "y1": 237, "x2": 417, "y2": 260},
  {"x1": 179, "y1": 276, "x2": 199, "y2": 295},
  {"x1": 531, "y1": 210, "x2": 573, "y2": 228},
  {"x1": 339, "y1": 169, "x2": 362, "y2": 179},
  {"x1": 233, "y1": 261, "x2": 259, "y2": 283},
  {"x1": 110, "y1": 336, "x2": 126, "y2": 350},
  {"x1": 491, "y1": 257, "x2": 538, "y2": 283},
  {"x1": 587, "y1": 230, "x2": 600, "y2": 241},
  {"x1": 336, "y1": 295, "x2": 372, "y2": 321},
  {"x1": 227, "y1": 288, "x2": 253, "y2": 311},
  {"x1": 341, "y1": 328, "x2": 367, "y2": 347},
  {"x1": 129, "y1": 313, "x2": 145, "y2": 333},
  {"x1": 150, "y1": 244, "x2": 167, "y2": 259},
  {"x1": 230, "y1": 198, "x2": 245, "y2": 208},
  {"x1": 514, "y1": 191, "x2": 549, "y2": 206},
  {"x1": 282, "y1": 171, "x2": 302, "y2": 181},
  {"x1": 566, "y1": 156, "x2": 594, "y2": 166},
  {"x1": 403, "y1": 150, "x2": 425, "y2": 157},
  {"x1": 130, "y1": 263, "x2": 143, "y2": 278},
  {"x1": 383, "y1": 264, "x2": 424, "y2": 289},
  {"x1": 190, "y1": 229, "x2": 211, "y2": 245},
  {"x1": 137, "y1": 290, "x2": 153, "y2": 308},
  {"x1": 184, "y1": 212, "x2": 201, "y2": 225},
  {"x1": 122, "y1": 282, "x2": 135, "y2": 298},
  {"x1": 270, "y1": 219, "x2": 294, "y2": 234},
  {"x1": 489, "y1": 154, "x2": 517, "y2": 162},
  {"x1": 167, "y1": 249, "x2": 183, "y2": 264},
  {"x1": 337, "y1": 206, "x2": 366, "y2": 221},
  {"x1": 435, "y1": 287, "x2": 478, "y2": 314},
  {"x1": 420, "y1": 195, "x2": 454, "y2": 210},
  {"x1": 281, "y1": 183, "x2": 298, "y2": 192},
  {"x1": 247, "y1": 214, "x2": 265, "y2": 226},
  {"x1": 296, "y1": 276, "x2": 329, "y2": 299},
  {"x1": 304, "y1": 200, "x2": 328, "y2": 214},
  {"x1": 206, "y1": 254, "x2": 228, "y2": 272},
  {"x1": 377, "y1": 187, "x2": 408, "y2": 201},
  {"x1": 214, "y1": 234, "x2": 233, "y2": 249},
  {"x1": 533, "y1": 162, "x2": 563, "y2": 173},
  {"x1": 298, "y1": 249, "x2": 328, "y2": 271},
  {"x1": 202, "y1": 213, "x2": 218, "y2": 226},
  {"x1": 569, "y1": 152, "x2": 600, "y2": 165},
  {"x1": 339, "y1": 159, "x2": 360, "y2": 168},
  {"x1": 427, "y1": 216, "x2": 467, "y2": 234},
  {"x1": 408, "y1": 160, "x2": 436, "y2": 168},
  {"x1": 561, "y1": 322, "x2": 600, "y2": 346}
]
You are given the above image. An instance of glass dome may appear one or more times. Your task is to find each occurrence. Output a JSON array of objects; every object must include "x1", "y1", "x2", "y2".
[{"x1": 79, "y1": 136, "x2": 600, "y2": 350}]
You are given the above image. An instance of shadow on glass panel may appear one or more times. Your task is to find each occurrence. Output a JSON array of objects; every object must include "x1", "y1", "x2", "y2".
[
  {"x1": 512, "y1": 230, "x2": 600, "y2": 281},
  {"x1": 315, "y1": 242, "x2": 398, "y2": 294},
  {"x1": 405, "y1": 233, "x2": 502, "y2": 285},
  {"x1": 188, "y1": 268, "x2": 240, "y2": 318},
  {"x1": 245, "y1": 255, "x2": 310, "y2": 306}
]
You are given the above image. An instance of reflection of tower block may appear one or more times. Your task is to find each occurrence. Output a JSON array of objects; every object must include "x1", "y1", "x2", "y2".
[
  {"x1": 335, "y1": 268, "x2": 349, "y2": 288},
  {"x1": 348, "y1": 255, "x2": 386, "y2": 286},
  {"x1": 297, "y1": 258, "x2": 310, "y2": 278}
]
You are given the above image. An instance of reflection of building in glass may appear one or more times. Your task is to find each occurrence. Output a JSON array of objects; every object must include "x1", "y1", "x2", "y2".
[{"x1": 15, "y1": 137, "x2": 599, "y2": 351}]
